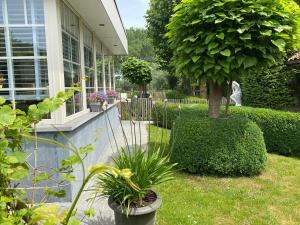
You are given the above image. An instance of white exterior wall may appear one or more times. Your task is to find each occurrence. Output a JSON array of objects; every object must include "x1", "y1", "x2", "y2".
[{"x1": 40, "y1": 0, "x2": 126, "y2": 124}]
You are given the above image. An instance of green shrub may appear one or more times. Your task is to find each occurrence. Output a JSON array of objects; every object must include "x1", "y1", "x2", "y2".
[
  {"x1": 165, "y1": 90, "x2": 186, "y2": 99},
  {"x1": 241, "y1": 65, "x2": 295, "y2": 110},
  {"x1": 170, "y1": 116, "x2": 267, "y2": 176},
  {"x1": 152, "y1": 103, "x2": 300, "y2": 155}
]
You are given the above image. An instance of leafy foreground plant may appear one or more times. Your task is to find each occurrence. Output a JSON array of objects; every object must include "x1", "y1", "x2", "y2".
[
  {"x1": 0, "y1": 92, "x2": 137, "y2": 225},
  {"x1": 95, "y1": 148, "x2": 176, "y2": 225}
]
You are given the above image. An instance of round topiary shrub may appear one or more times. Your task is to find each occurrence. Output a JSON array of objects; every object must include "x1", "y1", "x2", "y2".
[{"x1": 170, "y1": 116, "x2": 267, "y2": 176}]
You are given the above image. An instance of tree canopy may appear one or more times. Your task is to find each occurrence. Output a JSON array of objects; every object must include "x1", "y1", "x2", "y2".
[
  {"x1": 166, "y1": 0, "x2": 300, "y2": 117},
  {"x1": 146, "y1": 0, "x2": 181, "y2": 93},
  {"x1": 121, "y1": 57, "x2": 152, "y2": 93},
  {"x1": 127, "y1": 28, "x2": 155, "y2": 62}
]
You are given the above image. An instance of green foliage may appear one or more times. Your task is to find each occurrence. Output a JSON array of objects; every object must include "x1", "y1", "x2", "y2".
[
  {"x1": 165, "y1": 90, "x2": 186, "y2": 99},
  {"x1": 127, "y1": 28, "x2": 156, "y2": 62},
  {"x1": 121, "y1": 57, "x2": 152, "y2": 87},
  {"x1": 152, "y1": 103, "x2": 300, "y2": 155},
  {"x1": 96, "y1": 148, "x2": 176, "y2": 212},
  {"x1": 170, "y1": 115, "x2": 267, "y2": 176},
  {"x1": 166, "y1": 0, "x2": 300, "y2": 84},
  {"x1": 146, "y1": 0, "x2": 180, "y2": 73},
  {"x1": 0, "y1": 90, "x2": 131, "y2": 225},
  {"x1": 241, "y1": 64, "x2": 298, "y2": 109}
]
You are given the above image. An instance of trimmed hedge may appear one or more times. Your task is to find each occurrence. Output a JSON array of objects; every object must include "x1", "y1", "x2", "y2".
[
  {"x1": 152, "y1": 102, "x2": 300, "y2": 155},
  {"x1": 241, "y1": 65, "x2": 295, "y2": 110},
  {"x1": 170, "y1": 116, "x2": 267, "y2": 176}
]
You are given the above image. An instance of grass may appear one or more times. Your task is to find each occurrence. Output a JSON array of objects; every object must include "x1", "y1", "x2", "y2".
[{"x1": 149, "y1": 125, "x2": 300, "y2": 225}]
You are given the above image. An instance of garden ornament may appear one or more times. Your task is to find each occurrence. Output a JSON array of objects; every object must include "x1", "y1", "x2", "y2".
[{"x1": 230, "y1": 81, "x2": 242, "y2": 106}]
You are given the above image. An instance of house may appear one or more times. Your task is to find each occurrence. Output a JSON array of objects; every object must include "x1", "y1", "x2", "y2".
[{"x1": 0, "y1": 0, "x2": 128, "y2": 201}]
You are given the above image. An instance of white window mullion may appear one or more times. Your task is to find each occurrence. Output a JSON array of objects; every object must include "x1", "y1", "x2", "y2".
[
  {"x1": 29, "y1": 0, "x2": 41, "y2": 99},
  {"x1": 23, "y1": 0, "x2": 28, "y2": 25},
  {"x1": 3, "y1": 0, "x2": 15, "y2": 109}
]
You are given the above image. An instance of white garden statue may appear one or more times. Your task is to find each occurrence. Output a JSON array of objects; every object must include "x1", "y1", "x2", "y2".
[{"x1": 230, "y1": 81, "x2": 242, "y2": 106}]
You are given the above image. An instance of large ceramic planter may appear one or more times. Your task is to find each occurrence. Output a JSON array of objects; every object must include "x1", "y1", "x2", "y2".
[
  {"x1": 89, "y1": 102, "x2": 103, "y2": 112},
  {"x1": 108, "y1": 193, "x2": 162, "y2": 225},
  {"x1": 107, "y1": 97, "x2": 115, "y2": 104}
]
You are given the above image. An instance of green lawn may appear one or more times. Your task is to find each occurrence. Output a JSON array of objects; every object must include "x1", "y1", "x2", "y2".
[{"x1": 149, "y1": 125, "x2": 300, "y2": 225}]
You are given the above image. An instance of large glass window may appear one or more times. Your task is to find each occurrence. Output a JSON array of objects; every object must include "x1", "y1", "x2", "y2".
[
  {"x1": 83, "y1": 25, "x2": 94, "y2": 106},
  {"x1": 61, "y1": 2, "x2": 83, "y2": 116},
  {"x1": 0, "y1": 0, "x2": 49, "y2": 111},
  {"x1": 105, "y1": 56, "x2": 110, "y2": 90},
  {"x1": 96, "y1": 42, "x2": 103, "y2": 91}
]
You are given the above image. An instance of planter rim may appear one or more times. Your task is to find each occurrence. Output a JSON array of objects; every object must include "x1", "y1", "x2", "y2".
[{"x1": 108, "y1": 192, "x2": 162, "y2": 216}]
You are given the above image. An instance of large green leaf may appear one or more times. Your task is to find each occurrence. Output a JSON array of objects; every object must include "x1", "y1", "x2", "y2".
[
  {"x1": 220, "y1": 49, "x2": 231, "y2": 57},
  {"x1": 216, "y1": 33, "x2": 225, "y2": 40},
  {"x1": 0, "y1": 97, "x2": 5, "y2": 105},
  {"x1": 271, "y1": 39, "x2": 286, "y2": 52},
  {"x1": 243, "y1": 56, "x2": 258, "y2": 69},
  {"x1": 0, "y1": 105, "x2": 16, "y2": 126}
]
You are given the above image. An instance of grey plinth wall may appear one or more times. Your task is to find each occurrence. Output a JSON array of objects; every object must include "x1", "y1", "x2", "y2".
[{"x1": 23, "y1": 104, "x2": 123, "y2": 202}]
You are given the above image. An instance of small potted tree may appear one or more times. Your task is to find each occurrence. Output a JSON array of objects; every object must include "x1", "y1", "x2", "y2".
[
  {"x1": 121, "y1": 57, "x2": 152, "y2": 98},
  {"x1": 106, "y1": 90, "x2": 118, "y2": 104},
  {"x1": 87, "y1": 91, "x2": 107, "y2": 112},
  {"x1": 95, "y1": 148, "x2": 176, "y2": 225}
]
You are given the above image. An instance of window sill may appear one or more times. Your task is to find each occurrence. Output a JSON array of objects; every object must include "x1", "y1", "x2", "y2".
[{"x1": 36, "y1": 102, "x2": 118, "y2": 132}]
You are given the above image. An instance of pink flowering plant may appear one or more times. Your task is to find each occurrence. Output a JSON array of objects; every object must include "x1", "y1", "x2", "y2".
[
  {"x1": 106, "y1": 90, "x2": 118, "y2": 98},
  {"x1": 87, "y1": 91, "x2": 108, "y2": 103}
]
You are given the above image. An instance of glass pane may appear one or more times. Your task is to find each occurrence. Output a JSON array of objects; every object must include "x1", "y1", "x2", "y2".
[
  {"x1": 0, "y1": 59, "x2": 9, "y2": 97},
  {"x1": 62, "y1": 32, "x2": 71, "y2": 60},
  {"x1": 83, "y1": 26, "x2": 93, "y2": 49},
  {"x1": 26, "y1": 0, "x2": 45, "y2": 24},
  {"x1": 71, "y1": 38, "x2": 79, "y2": 63},
  {"x1": 63, "y1": 61, "x2": 80, "y2": 87},
  {"x1": 0, "y1": 0, "x2": 4, "y2": 24},
  {"x1": 66, "y1": 90, "x2": 82, "y2": 116},
  {"x1": 13, "y1": 59, "x2": 48, "y2": 89},
  {"x1": 105, "y1": 57, "x2": 109, "y2": 89},
  {"x1": 97, "y1": 55, "x2": 103, "y2": 90},
  {"x1": 10, "y1": 27, "x2": 34, "y2": 56},
  {"x1": 0, "y1": 27, "x2": 6, "y2": 57},
  {"x1": 36, "y1": 27, "x2": 47, "y2": 56},
  {"x1": 7, "y1": 0, "x2": 25, "y2": 24},
  {"x1": 61, "y1": 2, "x2": 79, "y2": 38},
  {"x1": 10, "y1": 27, "x2": 46, "y2": 57}
]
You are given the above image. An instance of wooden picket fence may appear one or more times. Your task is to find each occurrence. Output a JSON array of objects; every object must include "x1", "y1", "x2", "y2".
[{"x1": 118, "y1": 98, "x2": 153, "y2": 121}]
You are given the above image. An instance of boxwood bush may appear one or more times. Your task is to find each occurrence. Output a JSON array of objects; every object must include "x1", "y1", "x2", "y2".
[
  {"x1": 170, "y1": 116, "x2": 267, "y2": 176},
  {"x1": 152, "y1": 102, "x2": 300, "y2": 155}
]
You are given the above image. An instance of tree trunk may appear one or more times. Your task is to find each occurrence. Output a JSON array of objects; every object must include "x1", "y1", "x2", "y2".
[
  {"x1": 199, "y1": 81, "x2": 207, "y2": 99},
  {"x1": 208, "y1": 80, "x2": 223, "y2": 118}
]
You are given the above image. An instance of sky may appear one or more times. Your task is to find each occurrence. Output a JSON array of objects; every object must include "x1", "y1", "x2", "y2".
[{"x1": 116, "y1": 0, "x2": 149, "y2": 28}]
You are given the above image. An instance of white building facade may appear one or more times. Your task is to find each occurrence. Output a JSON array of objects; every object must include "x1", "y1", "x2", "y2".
[{"x1": 0, "y1": 0, "x2": 127, "y2": 124}]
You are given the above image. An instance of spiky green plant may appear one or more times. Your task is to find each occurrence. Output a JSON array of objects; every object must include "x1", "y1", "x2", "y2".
[{"x1": 96, "y1": 148, "x2": 176, "y2": 212}]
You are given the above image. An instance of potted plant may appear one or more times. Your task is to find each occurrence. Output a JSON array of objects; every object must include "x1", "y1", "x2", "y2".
[
  {"x1": 106, "y1": 90, "x2": 118, "y2": 104},
  {"x1": 87, "y1": 91, "x2": 108, "y2": 112},
  {"x1": 95, "y1": 148, "x2": 176, "y2": 225}
]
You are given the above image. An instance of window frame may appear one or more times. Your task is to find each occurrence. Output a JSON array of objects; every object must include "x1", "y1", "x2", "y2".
[{"x1": 0, "y1": 0, "x2": 49, "y2": 112}]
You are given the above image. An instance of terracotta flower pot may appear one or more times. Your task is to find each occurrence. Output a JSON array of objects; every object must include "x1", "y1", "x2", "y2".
[{"x1": 108, "y1": 192, "x2": 162, "y2": 225}]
